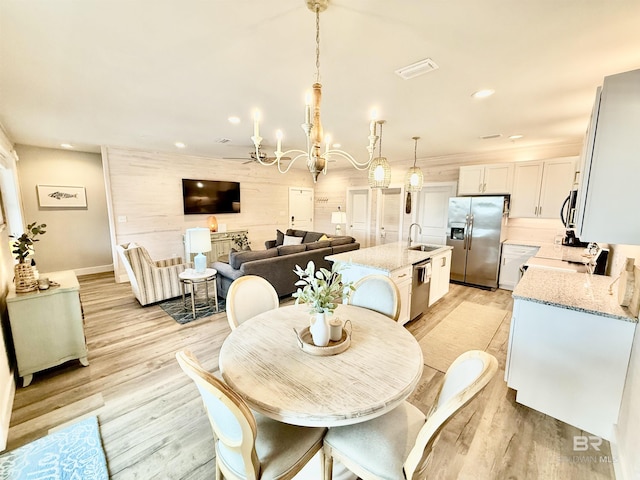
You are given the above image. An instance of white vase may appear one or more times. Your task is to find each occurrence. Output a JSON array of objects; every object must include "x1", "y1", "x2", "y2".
[{"x1": 310, "y1": 312, "x2": 331, "y2": 347}]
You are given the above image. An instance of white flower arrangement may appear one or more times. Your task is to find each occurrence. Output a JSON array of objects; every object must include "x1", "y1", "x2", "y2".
[{"x1": 292, "y1": 261, "x2": 354, "y2": 314}]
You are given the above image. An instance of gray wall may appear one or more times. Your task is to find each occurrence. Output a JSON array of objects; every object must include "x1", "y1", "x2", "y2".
[{"x1": 15, "y1": 145, "x2": 112, "y2": 274}]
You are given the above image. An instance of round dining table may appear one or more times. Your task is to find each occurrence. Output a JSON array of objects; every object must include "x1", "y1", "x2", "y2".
[{"x1": 219, "y1": 303, "x2": 424, "y2": 427}]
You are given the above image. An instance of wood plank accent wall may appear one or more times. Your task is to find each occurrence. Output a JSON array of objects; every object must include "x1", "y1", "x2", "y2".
[{"x1": 102, "y1": 147, "x2": 313, "y2": 281}]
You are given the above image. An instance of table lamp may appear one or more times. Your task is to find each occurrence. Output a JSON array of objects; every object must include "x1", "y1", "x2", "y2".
[
  {"x1": 331, "y1": 206, "x2": 347, "y2": 235},
  {"x1": 185, "y1": 227, "x2": 212, "y2": 273}
]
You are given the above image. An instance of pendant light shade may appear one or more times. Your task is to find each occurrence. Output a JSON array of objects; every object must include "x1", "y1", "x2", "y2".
[
  {"x1": 368, "y1": 121, "x2": 391, "y2": 189},
  {"x1": 404, "y1": 136, "x2": 424, "y2": 193}
]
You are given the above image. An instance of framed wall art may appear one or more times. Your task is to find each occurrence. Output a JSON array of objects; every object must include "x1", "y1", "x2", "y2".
[{"x1": 37, "y1": 185, "x2": 87, "y2": 208}]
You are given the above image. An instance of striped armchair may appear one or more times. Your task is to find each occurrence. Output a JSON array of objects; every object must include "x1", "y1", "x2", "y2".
[{"x1": 116, "y1": 243, "x2": 192, "y2": 306}]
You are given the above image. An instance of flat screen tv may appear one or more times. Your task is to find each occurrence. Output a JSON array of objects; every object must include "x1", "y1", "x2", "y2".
[{"x1": 182, "y1": 179, "x2": 241, "y2": 214}]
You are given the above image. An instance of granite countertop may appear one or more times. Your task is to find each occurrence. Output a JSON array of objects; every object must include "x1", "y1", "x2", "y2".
[
  {"x1": 505, "y1": 239, "x2": 590, "y2": 271},
  {"x1": 326, "y1": 242, "x2": 452, "y2": 273},
  {"x1": 513, "y1": 268, "x2": 637, "y2": 322}
]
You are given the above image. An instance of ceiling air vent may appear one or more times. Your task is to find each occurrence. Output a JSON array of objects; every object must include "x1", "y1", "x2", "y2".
[
  {"x1": 215, "y1": 137, "x2": 231, "y2": 144},
  {"x1": 480, "y1": 134, "x2": 502, "y2": 140},
  {"x1": 395, "y1": 58, "x2": 439, "y2": 80}
]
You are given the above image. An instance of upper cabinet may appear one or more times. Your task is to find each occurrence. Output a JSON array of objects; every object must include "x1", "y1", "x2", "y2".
[
  {"x1": 575, "y1": 69, "x2": 640, "y2": 245},
  {"x1": 458, "y1": 164, "x2": 513, "y2": 195},
  {"x1": 509, "y1": 158, "x2": 576, "y2": 219}
]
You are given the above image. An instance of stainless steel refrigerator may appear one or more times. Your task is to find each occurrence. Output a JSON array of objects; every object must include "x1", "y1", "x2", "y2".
[{"x1": 446, "y1": 196, "x2": 508, "y2": 289}]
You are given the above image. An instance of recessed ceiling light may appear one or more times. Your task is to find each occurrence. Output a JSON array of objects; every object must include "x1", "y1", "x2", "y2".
[
  {"x1": 471, "y1": 89, "x2": 495, "y2": 99},
  {"x1": 60, "y1": 143, "x2": 73, "y2": 149},
  {"x1": 228, "y1": 116, "x2": 241, "y2": 124},
  {"x1": 175, "y1": 142, "x2": 186, "y2": 148},
  {"x1": 509, "y1": 134, "x2": 524, "y2": 140}
]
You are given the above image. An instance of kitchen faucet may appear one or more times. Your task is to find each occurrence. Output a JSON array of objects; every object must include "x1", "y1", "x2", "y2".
[{"x1": 408, "y1": 223, "x2": 422, "y2": 246}]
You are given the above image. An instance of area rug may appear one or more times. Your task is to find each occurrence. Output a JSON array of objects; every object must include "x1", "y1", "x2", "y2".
[
  {"x1": 419, "y1": 301, "x2": 508, "y2": 373},
  {"x1": 0, "y1": 416, "x2": 109, "y2": 480},
  {"x1": 159, "y1": 295, "x2": 226, "y2": 324}
]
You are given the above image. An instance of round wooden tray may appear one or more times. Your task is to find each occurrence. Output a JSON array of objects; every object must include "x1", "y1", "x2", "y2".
[{"x1": 294, "y1": 320, "x2": 352, "y2": 356}]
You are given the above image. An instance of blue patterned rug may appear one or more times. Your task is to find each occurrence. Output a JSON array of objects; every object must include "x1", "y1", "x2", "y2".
[
  {"x1": 0, "y1": 416, "x2": 109, "y2": 479},
  {"x1": 159, "y1": 295, "x2": 226, "y2": 324}
]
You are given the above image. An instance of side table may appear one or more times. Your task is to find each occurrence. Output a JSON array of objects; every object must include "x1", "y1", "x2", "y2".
[
  {"x1": 7, "y1": 270, "x2": 89, "y2": 387},
  {"x1": 179, "y1": 268, "x2": 219, "y2": 319}
]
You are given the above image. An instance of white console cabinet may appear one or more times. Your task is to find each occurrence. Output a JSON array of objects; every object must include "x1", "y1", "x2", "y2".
[
  {"x1": 7, "y1": 270, "x2": 88, "y2": 387},
  {"x1": 184, "y1": 229, "x2": 248, "y2": 264}
]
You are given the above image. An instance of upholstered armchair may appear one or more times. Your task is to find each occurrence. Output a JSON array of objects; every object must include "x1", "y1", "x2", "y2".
[{"x1": 116, "y1": 243, "x2": 191, "y2": 306}]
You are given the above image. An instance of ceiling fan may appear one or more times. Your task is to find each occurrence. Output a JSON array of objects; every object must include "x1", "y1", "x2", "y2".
[{"x1": 224, "y1": 148, "x2": 291, "y2": 164}]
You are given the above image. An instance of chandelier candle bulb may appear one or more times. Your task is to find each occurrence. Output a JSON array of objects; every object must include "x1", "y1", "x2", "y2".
[
  {"x1": 253, "y1": 110, "x2": 260, "y2": 137},
  {"x1": 276, "y1": 130, "x2": 283, "y2": 152}
]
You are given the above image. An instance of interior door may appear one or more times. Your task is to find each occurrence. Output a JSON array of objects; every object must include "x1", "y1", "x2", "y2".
[
  {"x1": 347, "y1": 188, "x2": 370, "y2": 247},
  {"x1": 415, "y1": 182, "x2": 457, "y2": 245},
  {"x1": 289, "y1": 187, "x2": 314, "y2": 230},
  {"x1": 378, "y1": 187, "x2": 402, "y2": 244}
]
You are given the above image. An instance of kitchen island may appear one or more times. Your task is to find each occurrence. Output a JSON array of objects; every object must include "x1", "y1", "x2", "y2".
[
  {"x1": 327, "y1": 242, "x2": 453, "y2": 325},
  {"x1": 506, "y1": 268, "x2": 637, "y2": 440}
]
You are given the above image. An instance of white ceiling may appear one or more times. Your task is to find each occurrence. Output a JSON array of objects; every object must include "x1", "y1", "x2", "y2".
[{"x1": 1, "y1": 0, "x2": 639, "y2": 165}]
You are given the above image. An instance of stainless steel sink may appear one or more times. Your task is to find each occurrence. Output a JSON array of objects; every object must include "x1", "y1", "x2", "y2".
[{"x1": 408, "y1": 244, "x2": 441, "y2": 252}]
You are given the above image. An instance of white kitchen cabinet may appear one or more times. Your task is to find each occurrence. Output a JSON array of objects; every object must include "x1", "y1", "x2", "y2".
[
  {"x1": 506, "y1": 298, "x2": 635, "y2": 440},
  {"x1": 498, "y1": 244, "x2": 539, "y2": 290},
  {"x1": 458, "y1": 164, "x2": 513, "y2": 195},
  {"x1": 391, "y1": 265, "x2": 413, "y2": 325},
  {"x1": 429, "y1": 250, "x2": 451, "y2": 306},
  {"x1": 575, "y1": 68, "x2": 640, "y2": 244},
  {"x1": 509, "y1": 158, "x2": 576, "y2": 218}
]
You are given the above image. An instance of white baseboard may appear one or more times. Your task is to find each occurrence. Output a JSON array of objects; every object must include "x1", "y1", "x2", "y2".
[
  {"x1": 0, "y1": 371, "x2": 16, "y2": 452},
  {"x1": 74, "y1": 264, "x2": 114, "y2": 277}
]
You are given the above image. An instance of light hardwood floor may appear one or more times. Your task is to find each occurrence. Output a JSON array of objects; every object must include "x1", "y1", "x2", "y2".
[{"x1": 6, "y1": 273, "x2": 615, "y2": 479}]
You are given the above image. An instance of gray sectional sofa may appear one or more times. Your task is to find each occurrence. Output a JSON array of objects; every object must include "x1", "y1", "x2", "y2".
[{"x1": 212, "y1": 229, "x2": 360, "y2": 299}]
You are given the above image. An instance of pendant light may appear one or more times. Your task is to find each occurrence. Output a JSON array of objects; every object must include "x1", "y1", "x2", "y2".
[
  {"x1": 368, "y1": 120, "x2": 391, "y2": 189},
  {"x1": 404, "y1": 136, "x2": 424, "y2": 193}
]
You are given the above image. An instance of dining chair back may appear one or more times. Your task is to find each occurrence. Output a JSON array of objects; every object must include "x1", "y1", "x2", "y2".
[
  {"x1": 226, "y1": 275, "x2": 279, "y2": 330},
  {"x1": 348, "y1": 274, "x2": 400, "y2": 321},
  {"x1": 176, "y1": 350, "x2": 325, "y2": 480},
  {"x1": 323, "y1": 350, "x2": 498, "y2": 480}
]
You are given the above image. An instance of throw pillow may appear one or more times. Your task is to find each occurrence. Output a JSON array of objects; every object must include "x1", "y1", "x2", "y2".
[
  {"x1": 283, "y1": 235, "x2": 304, "y2": 246},
  {"x1": 276, "y1": 229, "x2": 285, "y2": 246},
  {"x1": 318, "y1": 234, "x2": 330, "y2": 242},
  {"x1": 303, "y1": 231, "x2": 323, "y2": 243}
]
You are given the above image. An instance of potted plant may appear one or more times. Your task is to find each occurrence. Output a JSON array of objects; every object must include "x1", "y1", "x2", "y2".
[
  {"x1": 292, "y1": 261, "x2": 354, "y2": 346},
  {"x1": 10, "y1": 222, "x2": 46, "y2": 292}
]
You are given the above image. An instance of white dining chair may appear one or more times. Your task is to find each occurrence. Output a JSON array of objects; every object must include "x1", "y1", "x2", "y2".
[
  {"x1": 226, "y1": 275, "x2": 279, "y2": 330},
  {"x1": 176, "y1": 350, "x2": 326, "y2": 480},
  {"x1": 323, "y1": 350, "x2": 498, "y2": 480},
  {"x1": 348, "y1": 274, "x2": 400, "y2": 321}
]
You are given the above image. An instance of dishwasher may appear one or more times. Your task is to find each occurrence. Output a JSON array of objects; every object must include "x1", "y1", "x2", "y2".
[{"x1": 410, "y1": 259, "x2": 432, "y2": 321}]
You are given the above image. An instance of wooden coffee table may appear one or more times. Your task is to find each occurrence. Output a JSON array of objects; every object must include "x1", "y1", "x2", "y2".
[{"x1": 179, "y1": 268, "x2": 219, "y2": 319}]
